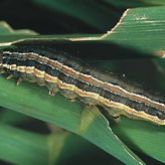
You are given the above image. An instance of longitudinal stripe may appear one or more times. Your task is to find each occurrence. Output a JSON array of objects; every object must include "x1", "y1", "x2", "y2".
[
  {"x1": 2, "y1": 57, "x2": 165, "y2": 119},
  {"x1": 0, "y1": 48, "x2": 165, "y2": 125},
  {"x1": 3, "y1": 51, "x2": 165, "y2": 111}
]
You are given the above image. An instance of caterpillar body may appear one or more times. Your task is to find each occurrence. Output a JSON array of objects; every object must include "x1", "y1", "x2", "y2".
[{"x1": 0, "y1": 45, "x2": 165, "y2": 125}]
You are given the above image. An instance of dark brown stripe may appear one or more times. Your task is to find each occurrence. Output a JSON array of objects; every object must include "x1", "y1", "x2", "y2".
[
  {"x1": 2, "y1": 50, "x2": 165, "y2": 111},
  {"x1": 1, "y1": 55, "x2": 165, "y2": 120},
  {"x1": 0, "y1": 46, "x2": 165, "y2": 125}
]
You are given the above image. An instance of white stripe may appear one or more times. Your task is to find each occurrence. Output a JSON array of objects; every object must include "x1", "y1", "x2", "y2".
[{"x1": 3, "y1": 51, "x2": 165, "y2": 111}]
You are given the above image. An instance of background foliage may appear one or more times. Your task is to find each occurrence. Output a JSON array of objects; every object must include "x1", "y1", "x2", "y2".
[{"x1": 0, "y1": 0, "x2": 165, "y2": 164}]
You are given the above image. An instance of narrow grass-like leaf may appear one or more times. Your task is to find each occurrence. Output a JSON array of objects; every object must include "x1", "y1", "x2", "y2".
[
  {"x1": 0, "y1": 124, "x2": 48, "y2": 165},
  {"x1": 0, "y1": 21, "x2": 37, "y2": 35},
  {"x1": 0, "y1": 108, "x2": 29, "y2": 125},
  {"x1": 32, "y1": 0, "x2": 121, "y2": 32},
  {"x1": 113, "y1": 118, "x2": 165, "y2": 163},
  {"x1": 103, "y1": 0, "x2": 165, "y2": 7},
  {"x1": 0, "y1": 5, "x2": 165, "y2": 164},
  {"x1": 103, "y1": 7, "x2": 165, "y2": 54},
  {"x1": 0, "y1": 77, "x2": 144, "y2": 164},
  {"x1": 1, "y1": 6, "x2": 165, "y2": 56}
]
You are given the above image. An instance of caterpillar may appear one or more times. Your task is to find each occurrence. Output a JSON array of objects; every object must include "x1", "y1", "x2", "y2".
[{"x1": 0, "y1": 45, "x2": 165, "y2": 125}]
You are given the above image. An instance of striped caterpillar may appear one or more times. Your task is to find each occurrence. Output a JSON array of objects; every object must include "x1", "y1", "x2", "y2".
[{"x1": 0, "y1": 45, "x2": 165, "y2": 125}]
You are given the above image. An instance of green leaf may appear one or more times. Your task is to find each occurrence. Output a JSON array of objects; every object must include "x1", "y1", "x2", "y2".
[
  {"x1": 113, "y1": 118, "x2": 165, "y2": 163},
  {"x1": 0, "y1": 108, "x2": 29, "y2": 125},
  {"x1": 104, "y1": 7, "x2": 165, "y2": 54},
  {"x1": 103, "y1": 0, "x2": 165, "y2": 7},
  {"x1": 0, "y1": 6, "x2": 165, "y2": 164},
  {"x1": 0, "y1": 122, "x2": 126, "y2": 165},
  {"x1": 1, "y1": 7, "x2": 165, "y2": 56},
  {"x1": 0, "y1": 77, "x2": 144, "y2": 165},
  {"x1": 0, "y1": 124, "x2": 48, "y2": 165},
  {"x1": 32, "y1": 0, "x2": 120, "y2": 31},
  {"x1": 0, "y1": 21, "x2": 37, "y2": 35}
]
